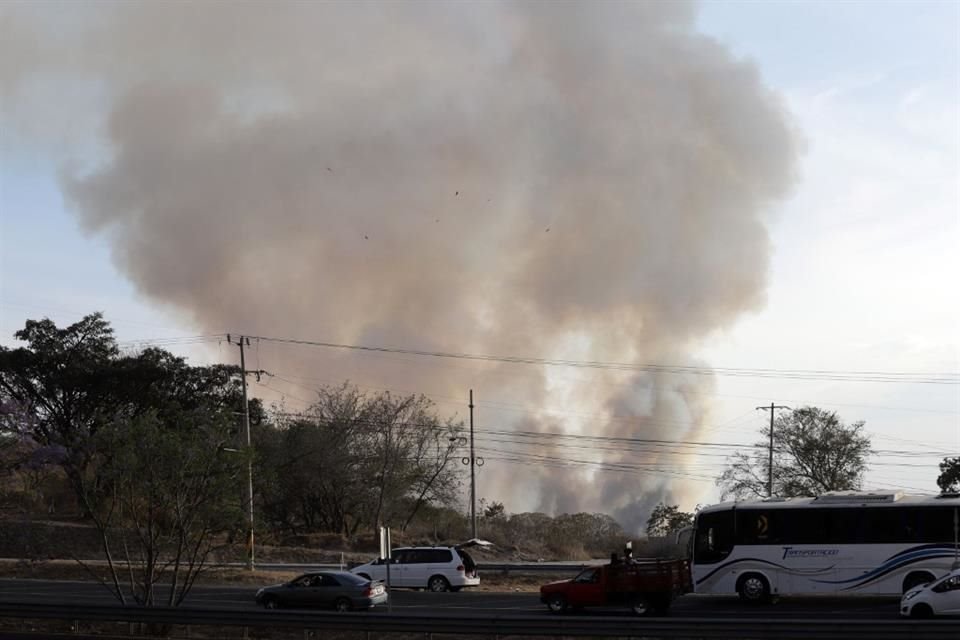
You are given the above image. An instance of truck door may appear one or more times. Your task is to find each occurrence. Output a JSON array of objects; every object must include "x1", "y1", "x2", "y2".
[{"x1": 568, "y1": 568, "x2": 605, "y2": 607}]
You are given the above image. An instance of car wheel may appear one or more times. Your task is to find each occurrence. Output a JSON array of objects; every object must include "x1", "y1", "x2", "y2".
[
  {"x1": 631, "y1": 597, "x2": 652, "y2": 616},
  {"x1": 334, "y1": 597, "x2": 352, "y2": 612},
  {"x1": 262, "y1": 596, "x2": 279, "y2": 610},
  {"x1": 903, "y1": 572, "x2": 935, "y2": 594},
  {"x1": 546, "y1": 594, "x2": 567, "y2": 614},
  {"x1": 910, "y1": 603, "x2": 934, "y2": 619},
  {"x1": 737, "y1": 573, "x2": 771, "y2": 603},
  {"x1": 428, "y1": 575, "x2": 451, "y2": 592}
]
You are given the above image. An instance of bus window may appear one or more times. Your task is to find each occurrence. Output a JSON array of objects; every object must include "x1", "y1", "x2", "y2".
[
  {"x1": 694, "y1": 510, "x2": 734, "y2": 564},
  {"x1": 737, "y1": 510, "x2": 792, "y2": 545},
  {"x1": 862, "y1": 508, "x2": 904, "y2": 544},
  {"x1": 823, "y1": 508, "x2": 862, "y2": 545},
  {"x1": 921, "y1": 507, "x2": 956, "y2": 543}
]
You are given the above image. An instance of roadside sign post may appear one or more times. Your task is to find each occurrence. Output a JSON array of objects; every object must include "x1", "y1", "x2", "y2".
[{"x1": 380, "y1": 526, "x2": 392, "y2": 612}]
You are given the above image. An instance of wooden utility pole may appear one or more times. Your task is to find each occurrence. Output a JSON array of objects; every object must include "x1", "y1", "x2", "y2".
[
  {"x1": 469, "y1": 389, "x2": 477, "y2": 539},
  {"x1": 228, "y1": 335, "x2": 256, "y2": 571},
  {"x1": 757, "y1": 403, "x2": 789, "y2": 498}
]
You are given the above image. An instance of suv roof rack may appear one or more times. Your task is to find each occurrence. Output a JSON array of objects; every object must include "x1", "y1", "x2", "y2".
[{"x1": 813, "y1": 490, "x2": 902, "y2": 503}]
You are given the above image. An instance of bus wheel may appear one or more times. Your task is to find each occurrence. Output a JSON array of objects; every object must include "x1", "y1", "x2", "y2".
[
  {"x1": 737, "y1": 574, "x2": 770, "y2": 603},
  {"x1": 903, "y1": 572, "x2": 935, "y2": 594}
]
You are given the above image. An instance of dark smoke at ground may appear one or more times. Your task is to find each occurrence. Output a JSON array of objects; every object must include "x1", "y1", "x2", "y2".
[{"x1": 1, "y1": 1, "x2": 798, "y2": 532}]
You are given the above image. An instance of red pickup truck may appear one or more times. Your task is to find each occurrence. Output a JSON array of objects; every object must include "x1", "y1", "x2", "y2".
[{"x1": 539, "y1": 559, "x2": 692, "y2": 615}]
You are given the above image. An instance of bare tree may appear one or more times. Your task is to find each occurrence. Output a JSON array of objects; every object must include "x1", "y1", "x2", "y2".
[
  {"x1": 717, "y1": 407, "x2": 871, "y2": 500},
  {"x1": 256, "y1": 384, "x2": 462, "y2": 538}
]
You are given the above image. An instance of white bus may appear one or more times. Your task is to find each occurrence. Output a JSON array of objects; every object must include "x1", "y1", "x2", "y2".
[{"x1": 691, "y1": 491, "x2": 960, "y2": 601}]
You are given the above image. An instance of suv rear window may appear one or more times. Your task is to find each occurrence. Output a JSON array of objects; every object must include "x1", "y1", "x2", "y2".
[{"x1": 456, "y1": 548, "x2": 476, "y2": 570}]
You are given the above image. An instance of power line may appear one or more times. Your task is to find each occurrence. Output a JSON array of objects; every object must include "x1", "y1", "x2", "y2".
[{"x1": 248, "y1": 334, "x2": 959, "y2": 384}]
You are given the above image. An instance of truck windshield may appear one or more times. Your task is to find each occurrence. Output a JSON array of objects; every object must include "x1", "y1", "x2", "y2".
[{"x1": 574, "y1": 568, "x2": 600, "y2": 583}]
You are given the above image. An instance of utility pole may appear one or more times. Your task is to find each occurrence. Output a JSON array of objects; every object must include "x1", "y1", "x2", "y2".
[
  {"x1": 756, "y1": 403, "x2": 789, "y2": 498},
  {"x1": 469, "y1": 389, "x2": 477, "y2": 539},
  {"x1": 228, "y1": 334, "x2": 256, "y2": 571}
]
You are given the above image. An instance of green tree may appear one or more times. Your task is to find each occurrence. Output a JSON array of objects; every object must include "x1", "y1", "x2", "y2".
[
  {"x1": 717, "y1": 406, "x2": 872, "y2": 500},
  {"x1": 645, "y1": 502, "x2": 694, "y2": 537},
  {"x1": 0, "y1": 314, "x2": 251, "y2": 494},
  {"x1": 0, "y1": 314, "x2": 255, "y2": 605},
  {"x1": 937, "y1": 457, "x2": 960, "y2": 493},
  {"x1": 82, "y1": 412, "x2": 245, "y2": 606}
]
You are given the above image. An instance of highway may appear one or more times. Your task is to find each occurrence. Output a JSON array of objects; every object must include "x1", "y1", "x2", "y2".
[{"x1": 0, "y1": 578, "x2": 906, "y2": 619}]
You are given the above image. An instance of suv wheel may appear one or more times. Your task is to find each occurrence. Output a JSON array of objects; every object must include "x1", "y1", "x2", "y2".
[{"x1": 428, "y1": 575, "x2": 451, "y2": 592}]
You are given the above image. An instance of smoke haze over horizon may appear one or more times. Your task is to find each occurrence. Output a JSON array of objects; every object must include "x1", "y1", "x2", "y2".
[{"x1": 1, "y1": 0, "x2": 799, "y2": 532}]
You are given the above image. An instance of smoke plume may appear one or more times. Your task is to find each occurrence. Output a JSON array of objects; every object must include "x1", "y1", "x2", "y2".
[{"x1": 2, "y1": 1, "x2": 797, "y2": 532}]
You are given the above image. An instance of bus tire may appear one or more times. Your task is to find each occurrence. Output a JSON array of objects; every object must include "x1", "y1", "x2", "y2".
[
  {"x1": 737, "y1": 573, "x2": 771, "y2": 603},
  {"x1": 902, "y1": 572, "x2": 935, "y2": 594}
]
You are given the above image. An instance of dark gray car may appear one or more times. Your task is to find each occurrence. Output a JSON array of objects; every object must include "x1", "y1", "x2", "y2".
[{"x1": 255, "y1": 571, "x2": 388, "y2": 611}]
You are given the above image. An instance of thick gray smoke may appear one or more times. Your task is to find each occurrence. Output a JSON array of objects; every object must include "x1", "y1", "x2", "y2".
[{"x1": 2, "y1": 1, "x2": 797, "y2": 532}]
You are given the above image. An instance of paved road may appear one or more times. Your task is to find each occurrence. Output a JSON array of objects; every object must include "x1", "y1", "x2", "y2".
[{"x1": 0, "y1": 579, "x2": 905, "y2": 620}]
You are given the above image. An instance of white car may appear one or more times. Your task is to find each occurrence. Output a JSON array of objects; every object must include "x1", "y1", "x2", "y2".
[
  {"x1": 900, "y1": 568, "x2": 960, "y2": 618},
  {"x1": 351, "y1": 540, "x2": 491, "y2": 592}
]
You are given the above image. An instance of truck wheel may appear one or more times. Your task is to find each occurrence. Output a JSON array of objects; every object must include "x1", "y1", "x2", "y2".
[
  {"x1": 546, "y1": 594, "x2": 567, "y2": 613},
  {"x1": 737, "y1": 573, "x2": 770, "y2": 603},
  {"x1": 631, "y1": 597, "x2": 653, "y2": 616},
  {"x1": 651, "y1": 595, "x2": 671, "y2": 616}
]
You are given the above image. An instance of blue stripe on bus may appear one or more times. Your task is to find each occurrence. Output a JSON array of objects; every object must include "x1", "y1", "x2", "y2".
[
  {"x1": 695, "y1": 544, "x2": 956, "y2": 589},
  {"x1": 694, "y1": 558, "x2": 834, "y2": 586},
  {"x1": 812, "y1": 544, "x2": 956, "y2": 586}
]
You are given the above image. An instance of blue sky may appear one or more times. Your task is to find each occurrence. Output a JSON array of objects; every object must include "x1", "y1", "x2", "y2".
[{"x1": 1, "y1": 0, "x2": 957, "y2": 507}]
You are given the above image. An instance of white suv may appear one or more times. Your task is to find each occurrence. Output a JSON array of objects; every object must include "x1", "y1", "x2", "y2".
[{"x1": 351, "y1": 541, "x2": 489, "y2": 592}]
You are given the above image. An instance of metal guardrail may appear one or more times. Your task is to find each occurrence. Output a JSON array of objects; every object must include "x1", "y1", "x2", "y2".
[
  {"x1": 0, "y1": 602, "x2": 956, "y2": 639},
  {"x1": 218, "y1": 561, "x2": 603, "y2": 572}
]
